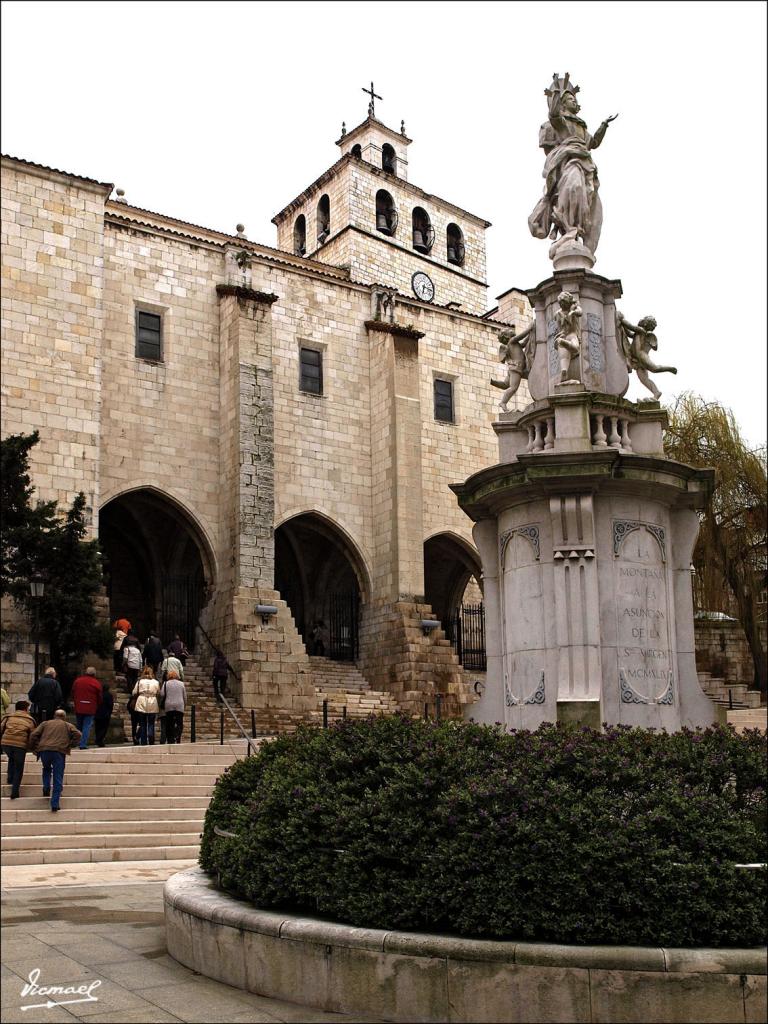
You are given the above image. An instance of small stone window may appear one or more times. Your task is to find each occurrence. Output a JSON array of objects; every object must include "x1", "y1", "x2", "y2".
[
  {"x1": 375, "y1": 190, "x2": 398, "y2": 236},
  {"x1": 294, "y1": 215, "x2": 306, "y2": 256},
  {"x1": 317, "y1": 195, "x2": 330, "y2": 245},
  {"x1": 434, "y1": 378, "x2": 454, "y2": 423},
  {"x1": 412, "y1": 207, "x2": 434, "y2": 254},
  {"x1": 447, "y1": 224, "x2": 465, "y2": 266},
  {"x1": 351, "y1": 144, "x2": 362, "y2": 159},
  {"x1": 382, "y1": 143, "x2": 396, "y2": 174},
  {"x1": 135, "y1": 310, "x2": 162, "y2": 361},
  {"x1": 299, "y1": 347, "x2": 323, "y2": 395}
]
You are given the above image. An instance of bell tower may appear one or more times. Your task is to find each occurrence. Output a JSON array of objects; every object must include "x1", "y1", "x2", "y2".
[{"x1": 272, "y1": 86, "x2": 491, "y2": 315}]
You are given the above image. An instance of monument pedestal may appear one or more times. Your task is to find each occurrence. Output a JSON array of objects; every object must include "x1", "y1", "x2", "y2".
[{"x1": 452, "y1": 298, "x2": 717, "y2": 731}]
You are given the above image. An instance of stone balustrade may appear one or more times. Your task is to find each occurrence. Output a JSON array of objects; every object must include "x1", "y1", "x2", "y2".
[
  {"x1": 525, "y1": 415, "x2": 556, "y2": 452},
  {"x1": 590, "y1": 410, "x2": 633, "y2": 450}
]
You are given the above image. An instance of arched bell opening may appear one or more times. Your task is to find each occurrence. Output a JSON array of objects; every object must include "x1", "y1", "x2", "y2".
[
  {"x1": 293, "y1": 214, "x2": 307, "y2": 256},
  {"x1": 381, "y1": 143, "x2": 396, "y2": 174},
  {"x1": 316, "y1": 194, "x2": 330, "y2": 245},
  {"x1": 375, "y1": 189, "x2": 398, "y2": 237},
  {"x1": 424, "y1": 533, "x2": 485, "y2": 670},
  {"x1": 274, "y1": 513, "x2": 370, "y2": 661},
  {"x1": 99, "y1": 488, "x2": 214, "y2": 649},
  {"x1": 412, "y1": 207, "x2": 434, "y2": 254},
  {"x1": 351, "y1": 143, "x2": 362, "y2": 159},
  {"x1": 447, "y1": 223, "x2": 465, "y2": 266}
]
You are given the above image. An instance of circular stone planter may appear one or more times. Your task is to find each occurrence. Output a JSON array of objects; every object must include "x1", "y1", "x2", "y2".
[{"x1": 165, "y1": 868, "x2": 766, "y2": 1024}]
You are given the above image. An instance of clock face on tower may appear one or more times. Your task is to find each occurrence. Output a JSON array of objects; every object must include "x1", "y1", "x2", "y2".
[{"x1": 411, "y1": 271, "x2": 435, "y2": 303}]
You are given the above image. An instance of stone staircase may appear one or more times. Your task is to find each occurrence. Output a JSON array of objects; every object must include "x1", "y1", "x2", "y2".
[
  {"x1": 726, "y1": 708, "x2": 768, "y2": 733},
  {"x1": 697, "y1": 671, "x2": 763, "y2": 709},
  {"x1": 0, "y1": 740, "x2": 251, "y2": 867},
  {"x1": 309, "y1": 656, "x2": 400, "y2": 722},
  {"x1": 111, "y1": 655, "x2": 254, "y2": 742}
]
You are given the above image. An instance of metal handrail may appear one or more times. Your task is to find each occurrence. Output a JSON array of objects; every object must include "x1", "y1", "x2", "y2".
[{"x1": 195, "y1": 619, "x2": 258, "y2": 756}]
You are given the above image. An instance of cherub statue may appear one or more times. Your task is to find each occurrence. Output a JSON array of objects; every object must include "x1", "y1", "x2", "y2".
[
  {"x1": 616, "y1": 311, "x2": 677, "y2": 400},
  {"x1": 554, "y1": 291, "x2": 582, "y2": 383},
  {"x1": 491, "y1": 323, "x2": 535, "y2": 411}
]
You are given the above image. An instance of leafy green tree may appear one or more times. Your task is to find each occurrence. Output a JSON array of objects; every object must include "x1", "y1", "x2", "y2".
[
  {"x1": 0, "y1": 431, "x2": 58, "y2": 595},
  {"x1": 664, "y1": 394, "x2": 767, "y2": 699},
  {"x1": 1, "y1": 432, "x2": 107, "y2": 674}
]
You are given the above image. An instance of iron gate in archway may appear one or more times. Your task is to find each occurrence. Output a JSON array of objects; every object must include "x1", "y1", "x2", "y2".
[
  {"x1": 328, "y1": 591, "x2": 359, "y2": 661},
  {"x1": 160, "y1": 576, "x2": 205, "y2": 649},
  {"x1": 445, "y1": 602, "x2": 487, "y2": 671}
]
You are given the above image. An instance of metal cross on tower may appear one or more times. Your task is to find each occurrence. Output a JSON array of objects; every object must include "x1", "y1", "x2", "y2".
[{"x1": 362, "y1": 81, "x2": 382, "y2": 117}]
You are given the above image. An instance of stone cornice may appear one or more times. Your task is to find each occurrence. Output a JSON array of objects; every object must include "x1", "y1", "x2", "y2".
[
  {"x1": 2, "y1": 154, "x2": 114, "y2": 198},
  {"x1": 451, "y1": 452, "x2": 714, "y2": 520},
  {"x1": 335, "y1": 115, "x2": 413, "y2": 148},
  {"x1": 215, "y1": 284, "x2": 279, "y2": 305},
  {"x1": 364, "y1": 320, "x2": 425, "y2": 340},
  {"x1": 308, "y1": 224, "x2": 487, "y2": 289}
]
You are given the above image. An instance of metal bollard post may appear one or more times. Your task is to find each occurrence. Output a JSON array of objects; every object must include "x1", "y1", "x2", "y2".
[
  {"x1": 436, "y1": 694, "x2": 442, "y2": 723},
  {"x1": 220, "y1": 711, "x2": 224, "y2": 745},
  {"x1": 728, "y1": 689, "x2": 733, "y2": 710},
  {"x1": 342, "y1": 705, "x2": 347, "y2": 720},
  {"x1": 190, "y1": 705, "x2": 196, "y2": 743},
  {"x1": 251, "y1": 708, "x2": 257, "y2": 738},
  {"x1": 424, "y1": 703, "x2": 429, "y2": 720},
  {"x1": 322, "y1": 700, "x2": 328, "y2": 729}
]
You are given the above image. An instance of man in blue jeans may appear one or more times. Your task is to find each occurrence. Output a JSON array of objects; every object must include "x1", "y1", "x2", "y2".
[
  {"x1": 29, "y1": 710, "x2": 81, "y2": 812},
  {"x1": 71, "y1": 667, "x2": 103, "y2": 749}
]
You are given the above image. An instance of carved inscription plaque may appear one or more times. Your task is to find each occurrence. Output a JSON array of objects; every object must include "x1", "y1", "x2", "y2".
[{"x1": 615, "y1": 524, "x2": 671, "y2": 701}]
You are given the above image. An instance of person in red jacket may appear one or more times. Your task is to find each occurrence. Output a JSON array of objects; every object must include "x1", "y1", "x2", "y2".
[{"x1": 71, "y1": 667, "x2": 103, "y2": 750}]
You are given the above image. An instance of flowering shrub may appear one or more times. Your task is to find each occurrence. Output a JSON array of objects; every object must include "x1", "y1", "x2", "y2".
[{"x1": 199, "y1": 718, "x2": 766, "y2": 946}]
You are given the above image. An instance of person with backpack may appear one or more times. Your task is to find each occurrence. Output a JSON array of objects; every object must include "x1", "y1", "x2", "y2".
[
  {"x1": 212, "y1": 650, "x2": 231, "y2": 704},
  {"x1": 122, "y1": 636, "x2": 143, "y2": 688}
]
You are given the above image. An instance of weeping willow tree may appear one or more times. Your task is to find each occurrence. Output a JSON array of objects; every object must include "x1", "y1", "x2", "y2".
[{"x1": 664, "y1": 394, "x2": 767, "y2": 698}]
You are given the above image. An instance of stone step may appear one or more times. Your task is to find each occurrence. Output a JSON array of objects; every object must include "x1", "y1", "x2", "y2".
[
  {"x1": 3, "y1": 844, "x2": 201, "y2": 865},
  {"x1": 2, "y1": 781, "x2": 214, "y2": 798},
  {"x1": 1, "y1": 794, "x2": 210, "y2": 810},
  {"x1": 2, "y1": 829, "x2": 201, "y2": 851},
  {"x1": 3, "y1": 806, "x2": 208, "y2": 823},
  {"x1": 3, "y1": 817, "x2": 203, "y2": 836},
  {"x1": 57, "y1": 761, "x2": 232, "y2": 776},
  {"x1": 727, "y1": 709, "x2": 768, "y2": 733}
]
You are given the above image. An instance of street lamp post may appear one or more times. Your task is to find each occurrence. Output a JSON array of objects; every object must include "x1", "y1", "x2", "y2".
[{"x1": 29, "y1": 576, "x2": 45, "y2": 684}]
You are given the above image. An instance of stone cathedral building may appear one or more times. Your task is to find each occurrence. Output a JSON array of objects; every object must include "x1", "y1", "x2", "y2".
[{"x1": 1, "y1": 104, "x2": 532, "y2": 723}]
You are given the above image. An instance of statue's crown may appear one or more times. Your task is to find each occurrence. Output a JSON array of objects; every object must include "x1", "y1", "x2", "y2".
[{"x1": 545, "y1": 72, "x2": 580, "y2": 100}]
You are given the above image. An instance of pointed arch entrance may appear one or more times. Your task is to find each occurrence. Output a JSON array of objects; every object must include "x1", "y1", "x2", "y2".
[
  {"x1": 274, "y1": 512, "x2": 369, "y2": 661},
  {"x1": 99, "y1": 488, "x2": 214, "y2": 647},
  {"x1": 424, "y1": 532, "x2": 486, "y2": 670}
]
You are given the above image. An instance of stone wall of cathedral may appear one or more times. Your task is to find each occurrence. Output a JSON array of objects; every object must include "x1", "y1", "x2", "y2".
[{"x1": 1, "y1": 161, "x2": 109, "y2": 522}]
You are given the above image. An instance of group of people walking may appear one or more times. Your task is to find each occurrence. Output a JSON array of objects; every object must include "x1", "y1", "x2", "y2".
[
  {"x1": 2, "y1": 620, "x2": 234, "y2": 808},
  {"x1": 1, "y1": 701, "x2": 82, "y2": 811},
  {"x1": 113, "y1": 620, "x2": 190, "y2": 746}
]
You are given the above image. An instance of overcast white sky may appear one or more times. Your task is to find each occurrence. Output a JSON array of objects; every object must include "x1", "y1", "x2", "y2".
[{"x1": 2, "y1": 1, "x2": 766, "y2": 447}]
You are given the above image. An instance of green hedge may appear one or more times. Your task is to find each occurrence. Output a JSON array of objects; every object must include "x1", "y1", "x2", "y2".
[{"x1": 199, "y1": 718, "x2": 767, "y2": 946}]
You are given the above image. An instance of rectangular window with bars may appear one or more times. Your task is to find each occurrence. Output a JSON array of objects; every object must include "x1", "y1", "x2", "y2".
[
  {"x1": 433, "y1": 378, "x2": 454, "y2": 422},
  {"x1": 300, "y1": 347, "x2": 323, "y2": 395},
  {"x1": 135, "y1": 309, "x2": 162, "y2": 361}
]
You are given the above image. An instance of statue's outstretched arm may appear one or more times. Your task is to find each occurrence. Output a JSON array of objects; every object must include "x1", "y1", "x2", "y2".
[{"x1": 589, "y1": 113, "x2": 618, "y2": 149}]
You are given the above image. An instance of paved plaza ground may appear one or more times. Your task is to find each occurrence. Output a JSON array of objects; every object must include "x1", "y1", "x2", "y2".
[{"x1": 1, "y1": 875, "x2": 384, "y2": 1024}]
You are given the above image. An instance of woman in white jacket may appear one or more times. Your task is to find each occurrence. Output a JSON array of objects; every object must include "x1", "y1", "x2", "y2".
[{"x1": 132, "y1": 666, "x2": 160, "y2": 746}]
